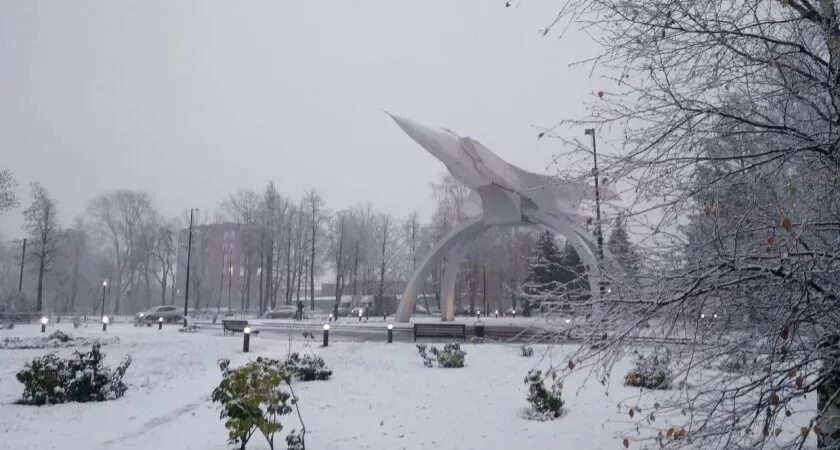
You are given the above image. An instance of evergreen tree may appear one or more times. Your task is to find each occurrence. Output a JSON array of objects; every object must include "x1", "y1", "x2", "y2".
[
  {"x1": 521, "y1": 231, "x2": 564, "y2": 315},
  {"x1": 558, "y1": 243, "x2": 589, "y2": 302},
  {"x1": 607, "y1": 217, "x2": 639, "y2": 276},
  {"x1": 521, "y1": 231, "x2": 591, "y2": 315}
]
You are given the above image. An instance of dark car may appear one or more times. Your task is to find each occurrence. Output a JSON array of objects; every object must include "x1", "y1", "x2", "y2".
[
  {"x1": 135, "y1": 305, "x2": 182, "y2": 323},
  {"x1": 264, "y1": 305, "x2": 300, "y2": 319}
]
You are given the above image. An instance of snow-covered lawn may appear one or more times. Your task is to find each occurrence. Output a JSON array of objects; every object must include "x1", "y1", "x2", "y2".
[{"x1": 0, "y1": 323, "x2": 816, "y2": 449}]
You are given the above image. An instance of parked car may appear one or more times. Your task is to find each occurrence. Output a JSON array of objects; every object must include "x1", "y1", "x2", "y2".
[
  {"x1": 135, "y1": 305, "x2": 182, "y2": 323},
  {"x1": 350, "y1": 304, "x2": 374, "y2": 317},
  {"x1": 263, "y1": 305, "x2": 299, "y2": 319}
]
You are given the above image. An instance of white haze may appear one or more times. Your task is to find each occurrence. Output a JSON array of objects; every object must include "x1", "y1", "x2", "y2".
[{"x1": 0, "y1": 0, "x2": 603, "y2": 238}]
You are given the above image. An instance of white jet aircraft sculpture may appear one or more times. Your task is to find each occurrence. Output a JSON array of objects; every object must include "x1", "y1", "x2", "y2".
[{"x1": 389, "y1": 114, "x2": 618, "y2": 323}]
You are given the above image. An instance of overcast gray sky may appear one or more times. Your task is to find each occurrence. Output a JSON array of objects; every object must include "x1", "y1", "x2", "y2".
[{"x1": 0, "y1": 0, "x2": 601, "y2": 239}]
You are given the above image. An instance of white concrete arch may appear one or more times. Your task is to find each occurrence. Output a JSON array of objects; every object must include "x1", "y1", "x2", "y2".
[
  {"x1": 395, "y1": 217, "x2": 490, "y2": 322},
  {"x1": 395, "y1": 211, "x2": 603, "y2": 323}
]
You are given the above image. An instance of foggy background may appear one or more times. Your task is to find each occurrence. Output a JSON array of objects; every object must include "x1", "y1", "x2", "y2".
[{"x1": 0, "y1": 0, "x2": 601, "y2": 239}]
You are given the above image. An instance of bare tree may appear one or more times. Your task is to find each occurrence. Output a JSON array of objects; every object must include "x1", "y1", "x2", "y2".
[
  {"x1": 0, "y1": 169, "x2": 20, "y2": 216},
  {"x1": 222, "y1": 189, "x2": 262, "y2": 311},
  {"x1": 532, "y1": 1, "x2": 840, "y2": 447},
  {"x1": 283, "y1": 204, "x2": 297, "y2": 306},
  {"x1": 375, "y1": 213, "x2": 400, "y2": 315},
  {"x1": 329, "y1": 211, "x2": 351, "y2": 315},
  {"x1": 303, "y1": 189, "x2": 325, "y2": 311},
  {"x1": 87, "y1": 190, "x2": 157, "y2": 314},
  {"x1": 23, "y1": 183, "x2": 60, "y2": 313},
  {"x1": 185, "y1": 212, "x2": 213, "y2": 312},
  {"x1": 149, "y1": 217, "x2": 177, "y2": 306},
  {"x1": 260, "y1": 182, "x2": 279, "y2": 315},
  {"x1": 401, "y1": 211, "x2": 421, "y2": 277},
  {"x1": 64, "y1": 218, "x2": 88, "y2": 312}
]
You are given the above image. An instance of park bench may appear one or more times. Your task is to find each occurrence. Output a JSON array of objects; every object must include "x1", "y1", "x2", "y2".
[
  {"x1": 222, "y1": 319, "x2": 258, "y2": 336},
  {"x1": 413, "y1": 323, "x2": 466, "y2": 342}
]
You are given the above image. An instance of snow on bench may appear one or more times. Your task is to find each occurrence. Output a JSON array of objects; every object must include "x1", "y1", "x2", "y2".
[
  {"x1": 222, "y1": 319, "x2": 258, "y2": 336},
  {"x1": 413, "y1": 323, "x2": 466, "y2": 342}
]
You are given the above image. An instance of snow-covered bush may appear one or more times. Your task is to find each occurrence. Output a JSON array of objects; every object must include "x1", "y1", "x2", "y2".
[
  {"x1": 521, "y1": 345, "x2": 534, "y2": 357},
  {"x1": 1, "y1": 332, "x2": 117, "y2": 350},
  {"x1": 416, "y1": 343, "x2": 466, "y2": 368},
  {"x1": 212, "y1": 357, "x2": 303, "y2": 450},
  {"x1": 524, "y1": 369, "x2": 564, "y2": 419},
  {"x1": 718, "y1": 351, "x2": 749, "y2": 374},
  {"x1": 48, "y1": 330, "x2": 70, "y2": 343},
  {"x1": 285, "y1": 430, "x2": 304, "y2": 450},
  {"x1": 283, "y1": 353, "x2": 332, "y2": 381},
  {"x1": 72, "y1": 315, "x2": 81, "y2": 328},
  {"x1": 625, "y1": 348, "x2": 673, "y2": 390},
  {"x1": 15, "y1": 343, "x2": 131, "y2": 405},
  {"x1": 416, "y1": 344, "x2": 435, "y2": 367}
]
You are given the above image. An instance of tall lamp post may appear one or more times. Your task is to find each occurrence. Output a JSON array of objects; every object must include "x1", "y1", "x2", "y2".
[
  {"x1": 227, "y1": 259, "x2": 233, "y2": 313},
  {"x1": 13, "y1": 238, "x2": 26, "y2": 315},
  {"x1": 100, "y1": 280, "x2": 108, "y2": 322},
  {"x1": 183, "y1": 208, "x2": 198, "y2": 327},
  {"x1": 584, "y1": 128, "x2": 606, "y2": 295},
  {"x1": 18, "y1": 238, "x2": 26, "y2": 292}
]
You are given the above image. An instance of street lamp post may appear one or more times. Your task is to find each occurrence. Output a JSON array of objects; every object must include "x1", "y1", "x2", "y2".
[
  {"x1": 227, "y1": 259, "x2": 232, "y2": 313},
  {"x1": 584, "y1": 128, "x2": 606, "y2": 295},
  {"x1": 100, "y1": 280, "x2": 108, "y2": 323},
  {"x1": 18, "y1": 238, "x2": 26, "y2": 292},
  {"x1": 183, "y1": 208, "x2": 198, "y2": 327}
]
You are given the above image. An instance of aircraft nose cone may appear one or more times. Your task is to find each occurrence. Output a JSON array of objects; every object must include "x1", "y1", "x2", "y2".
[{"x1": 385, "y1": 112, "x2": 462, "y2": 163}]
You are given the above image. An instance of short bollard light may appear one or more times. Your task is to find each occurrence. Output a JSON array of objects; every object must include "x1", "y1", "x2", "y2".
[
  {"x1": 323, "y1": 323, "x2": 330, "y2": 347},
  {"x1": 40, "y1": 316, "x2": 48, "y2": 333},
  {"x1": 495, "y1": 309, "x2": 499, "y2": 318},
  {"x1": 475, "y1": 320, "x2": 485, "y2": 339},
  {"x1": 512, "y1": 309, "x2": 516, "y2": 318},
  {"x1": 158, "y1": 317, "x2": 163, "y2": 330},
  {"x1": 102, "y1": 316, "x2": 109, "y2": 332},
  {"x1": 243, "y1": 326, "x2": 251, "y2": 353},
  {"x1": 476, "y1": 310, "x2": 481, "y2": 320},
  {"x1": 328, "y1": 313, "x2": 334, "y2": 322},
  {"x1": 358, "y1": 309, "x2": 363, "y2": 322},
  {"x1": 387, "y1": 323, "x2": 393, "y2": 343}
]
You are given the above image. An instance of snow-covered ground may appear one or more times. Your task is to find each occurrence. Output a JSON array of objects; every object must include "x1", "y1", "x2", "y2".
[{"x1": 0, "y1": 323, "x2": 816, "y2": 449}]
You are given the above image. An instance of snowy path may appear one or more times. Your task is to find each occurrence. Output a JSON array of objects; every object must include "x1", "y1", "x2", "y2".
[{"x1": 0, "y1": 323, "x2": 818, "y2": 449}]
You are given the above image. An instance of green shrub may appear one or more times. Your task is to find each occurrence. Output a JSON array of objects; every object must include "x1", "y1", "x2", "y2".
[
  {"x1": 15, "y1": 354, "x2": 66, "y2": 405},
  {"x1": 416, "y1": 343, "x2": 466, "y2": 368},
  {"x1": 625, "y1": 348, "x2": 672, "y2": 389},
  {"x1": 15, "y1": 343, "x2": 131, "y2": 405},
  {"x1": 283, "y1": 353, "x2": 332, "y2": 381},
  {"x1": 718, "y1": 351, "x2": 749, "y2": 373},
  {"x1": 212, "y1": 358, "x2": 304, "y2": 450},
  {"x1": 47, "y1": 330, "x2": 71, "y2": 343},
  {"x1": 524, "y1": 369, "x2": 564, "y2": 419}
]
